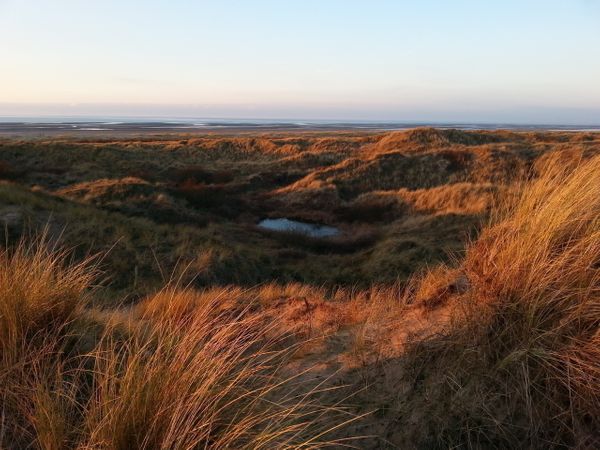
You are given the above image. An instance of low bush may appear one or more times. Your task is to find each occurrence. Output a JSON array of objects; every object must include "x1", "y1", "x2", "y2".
[
  {"x1": 171, "y1": 165, "x2": 234, "y2": 184},
  {"x1": 172, "y1": 179, "x2": 243, "y2": 212},
  {"x1": 0, "y1": 160, "x2": 22, "y2": 180}
]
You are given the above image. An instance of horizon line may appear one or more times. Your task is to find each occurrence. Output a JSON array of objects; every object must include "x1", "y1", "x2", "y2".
[{"x1": 0, "y1": 115, "x2": 599, "y2": 127}]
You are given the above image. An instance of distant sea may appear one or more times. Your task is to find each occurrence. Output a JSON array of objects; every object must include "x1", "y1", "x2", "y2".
[{"x1": 0, "y1": 117, "x2": 599, "y2": 134}]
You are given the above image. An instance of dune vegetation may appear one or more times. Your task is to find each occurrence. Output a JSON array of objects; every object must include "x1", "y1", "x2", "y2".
[{"x1": 0, "y1": 128, "x2": 599, "y2": 448}]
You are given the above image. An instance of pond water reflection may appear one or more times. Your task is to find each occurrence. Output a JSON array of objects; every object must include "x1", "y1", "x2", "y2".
[{"x1": 258, "y1": 218, "x2": 339, "y2": 238}]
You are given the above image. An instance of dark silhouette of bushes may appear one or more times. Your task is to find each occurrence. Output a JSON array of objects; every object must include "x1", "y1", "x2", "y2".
[
  {"x1": 171, "y1": 180, "x2": 246, "y2": 218},
  {"x1": 171, "y1": 165, "x2": 234, "y2": 184},
  {"x1": 336, "y1": 197, "x2": 404, "y2": 223},
  {"x1": 0, "y1": 161, "x2": 22, "y2": 180}
]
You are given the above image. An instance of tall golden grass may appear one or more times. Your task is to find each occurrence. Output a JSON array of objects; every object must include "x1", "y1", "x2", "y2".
[
  {"x1": 0, "y1": 244, "x2": 346, "y2": 449},
  {"x1": 0, "y1": 240, "x2": 91, "y2": 368},
  {"x1": 402, "y1": 154, "x2": 600, "y2": 448},
  {"x1": 2, "y1": 135, "x2": 598, "y2": 448}
]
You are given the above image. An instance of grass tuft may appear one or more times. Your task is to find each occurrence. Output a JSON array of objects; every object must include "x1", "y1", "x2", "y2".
[
  {"x1": 400, "y1": 155, "x2": 600, "y2": 448},
  {"x1": 0, "y1": 242, "x2": 348, "y2": 449}
]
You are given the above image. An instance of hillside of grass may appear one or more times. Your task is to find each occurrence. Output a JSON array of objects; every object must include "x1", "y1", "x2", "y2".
[
  {"x1": 2, "y1": 129, "x2": 598, "y2": 293},
  {"x1": 0, "y1": 129, "x2": 599, "y2": 448}
]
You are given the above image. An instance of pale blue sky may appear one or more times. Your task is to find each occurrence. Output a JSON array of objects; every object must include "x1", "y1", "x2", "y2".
[{"x1": 1, "y1": 0, "x2": 599, "y2": 123}]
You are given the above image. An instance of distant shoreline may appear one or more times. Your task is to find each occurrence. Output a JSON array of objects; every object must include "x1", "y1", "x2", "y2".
[{"x1": 1, "y1": 119, "x2": 599, "y2": 137}]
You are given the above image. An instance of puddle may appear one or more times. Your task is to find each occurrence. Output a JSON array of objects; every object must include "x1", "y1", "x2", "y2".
[{"x1": 258, "y1": 218, "x2": 339, "y2": 238}]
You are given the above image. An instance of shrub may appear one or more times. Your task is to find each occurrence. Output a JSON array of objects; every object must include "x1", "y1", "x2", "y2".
[
  {"x1": 0, "y1": 160, "x2": 22, "y2": 180},
  {"x1": 172, "y1": 179, "x2": 232, "y2": 207},
  {"x1": 172, "y1": 165, "x2": 234, "y2": 184}
]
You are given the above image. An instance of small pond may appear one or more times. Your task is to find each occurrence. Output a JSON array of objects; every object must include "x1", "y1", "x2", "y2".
[{"x1": 258, "y1": 218, "x2": 339, "y2": 238}]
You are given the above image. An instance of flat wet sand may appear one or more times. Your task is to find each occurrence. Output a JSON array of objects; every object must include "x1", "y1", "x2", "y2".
[{"x1": 1, "y1": 120, "x2": 599, "y2": 138}]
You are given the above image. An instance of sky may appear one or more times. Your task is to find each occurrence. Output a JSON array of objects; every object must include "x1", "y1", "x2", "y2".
[{"x1": 1, "y1": 0, "x2": 599, "y2": 123}]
